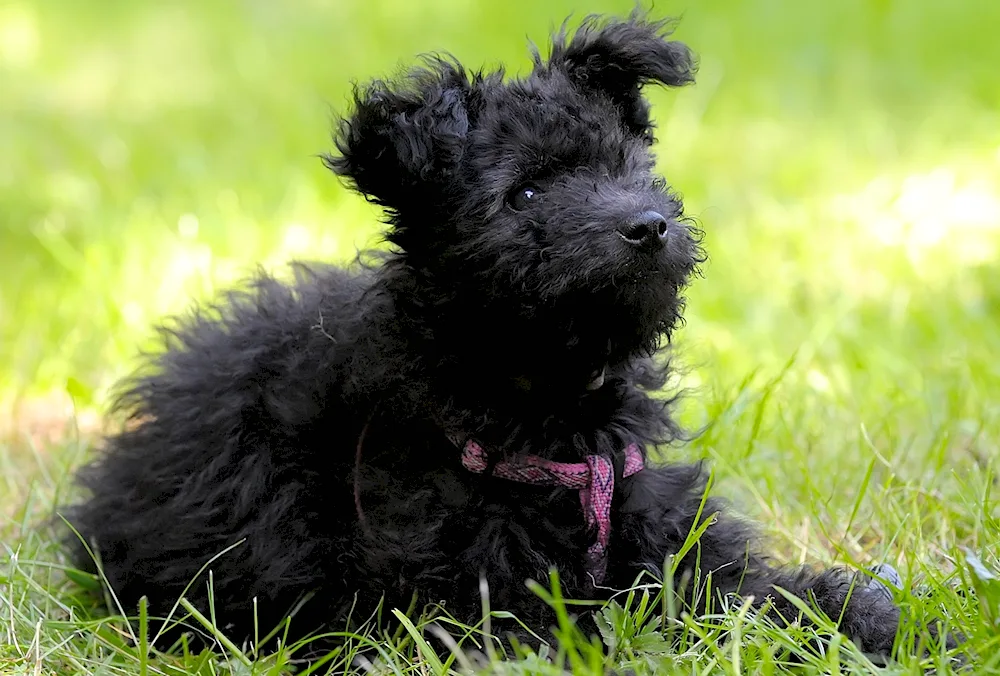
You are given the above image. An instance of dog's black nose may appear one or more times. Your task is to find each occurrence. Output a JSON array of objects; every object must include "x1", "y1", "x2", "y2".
[{"x1": 617, "y1": 211, "x2": 669, "y2": 249}]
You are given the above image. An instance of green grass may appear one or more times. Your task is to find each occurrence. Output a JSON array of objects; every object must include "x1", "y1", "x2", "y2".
[{"x1": 2, "y1": 0, "x2": 999, "y2": 673}]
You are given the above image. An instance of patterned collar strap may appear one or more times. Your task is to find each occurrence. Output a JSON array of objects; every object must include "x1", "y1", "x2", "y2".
[{"x1": 461, "y1": 440, "x2": 644, "y2": 584}]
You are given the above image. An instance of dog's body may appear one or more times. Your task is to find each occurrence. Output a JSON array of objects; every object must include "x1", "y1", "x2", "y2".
[{"x1": 69, "y1": 14, "x2": 903, "y2": 656}]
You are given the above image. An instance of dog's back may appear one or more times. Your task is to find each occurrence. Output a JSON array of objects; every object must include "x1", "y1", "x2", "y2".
[{"x1": 69, "y1": 262, "x2": 381, "y2": 642}]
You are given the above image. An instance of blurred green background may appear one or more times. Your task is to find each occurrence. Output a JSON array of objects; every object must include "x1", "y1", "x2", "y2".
[{"x1": 2, "y1": 0, "x2": 998, "y2": 432}]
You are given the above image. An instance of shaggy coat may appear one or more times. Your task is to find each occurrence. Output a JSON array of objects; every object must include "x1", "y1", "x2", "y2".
[{"x1": 69, "y1": 13, "x2": 903, "y2": 657}]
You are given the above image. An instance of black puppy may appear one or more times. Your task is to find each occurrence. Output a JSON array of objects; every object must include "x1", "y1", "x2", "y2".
[{"x1": 69, "y1": 13, "x2": 904, "y2": 658}]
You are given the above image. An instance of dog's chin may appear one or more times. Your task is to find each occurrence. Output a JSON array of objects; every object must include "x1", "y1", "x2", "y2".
[
  {"x1": 586, "y1": 260, "x2": 686, "y2": 321},
  {"x1": 535, "y1": 279, "x2": 682, "y2": 372},
  {"x1": 616, "y1": 293, "x2": 683, "y2": 349}
]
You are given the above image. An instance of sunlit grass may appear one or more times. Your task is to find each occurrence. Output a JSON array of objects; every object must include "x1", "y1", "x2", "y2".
[{"x1": 2, "y1": 0, "x2": 999, "y2": 673}]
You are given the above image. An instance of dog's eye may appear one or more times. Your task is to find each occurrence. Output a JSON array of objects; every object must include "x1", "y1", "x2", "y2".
[{"x1": 508, "y1": 185, "x2": 542, "y2": 211}]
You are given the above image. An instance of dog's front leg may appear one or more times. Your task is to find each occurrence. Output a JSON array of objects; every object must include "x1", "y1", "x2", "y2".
[{"x1": 606, "y1": 462, "x2": 902, "y2": 657}]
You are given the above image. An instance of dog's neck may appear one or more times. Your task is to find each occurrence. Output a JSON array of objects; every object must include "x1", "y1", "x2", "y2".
[
  {"x1": 369, "y1": 268, "x2": 681, "y2": 458},
  {"x1": 377, "y1": 263, "x2": 650, "y2": 396}
]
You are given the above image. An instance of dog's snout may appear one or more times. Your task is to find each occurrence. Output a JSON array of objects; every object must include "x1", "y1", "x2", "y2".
[{"x1": 617, "y1": 211, "x2": 669, "y2": 249}]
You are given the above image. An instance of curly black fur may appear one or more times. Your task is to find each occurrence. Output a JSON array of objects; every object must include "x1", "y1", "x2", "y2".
[{"x1": 67, "y1": 12, "x2": 905, "y2": 659}]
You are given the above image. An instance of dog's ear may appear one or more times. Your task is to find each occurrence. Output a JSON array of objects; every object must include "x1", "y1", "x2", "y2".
[
  {"x1": 324, "y1": 57, "x2": 470, "y2": 210},
  {"x1": 546, "y1": 13, "x2": 695, "y2": 140}
]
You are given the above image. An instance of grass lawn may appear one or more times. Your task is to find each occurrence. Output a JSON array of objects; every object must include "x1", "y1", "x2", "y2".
[{"x1": 2, "y1": 0, "x2": 999, "y2": 673}]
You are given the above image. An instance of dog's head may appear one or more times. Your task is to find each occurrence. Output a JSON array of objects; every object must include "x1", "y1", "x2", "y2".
[{"x1": 326, "y1": 13, "x2": 704, "y2": 380}]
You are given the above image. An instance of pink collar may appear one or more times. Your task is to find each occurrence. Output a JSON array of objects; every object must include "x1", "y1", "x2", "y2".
[{"x1": 461, "y1": 440, "x2": 644, "y2": 584}]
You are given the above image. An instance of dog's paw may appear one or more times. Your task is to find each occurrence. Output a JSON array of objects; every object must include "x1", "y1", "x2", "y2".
[
  {"x1": 866, "y1": 563, "x2": 904, "y2": 600},
  {"x1": 858, "y1": 563, "x2": 965, "y2": 663},
  {"x1": 854, "y1": 564, "x2": 904, "y2": 664}
]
